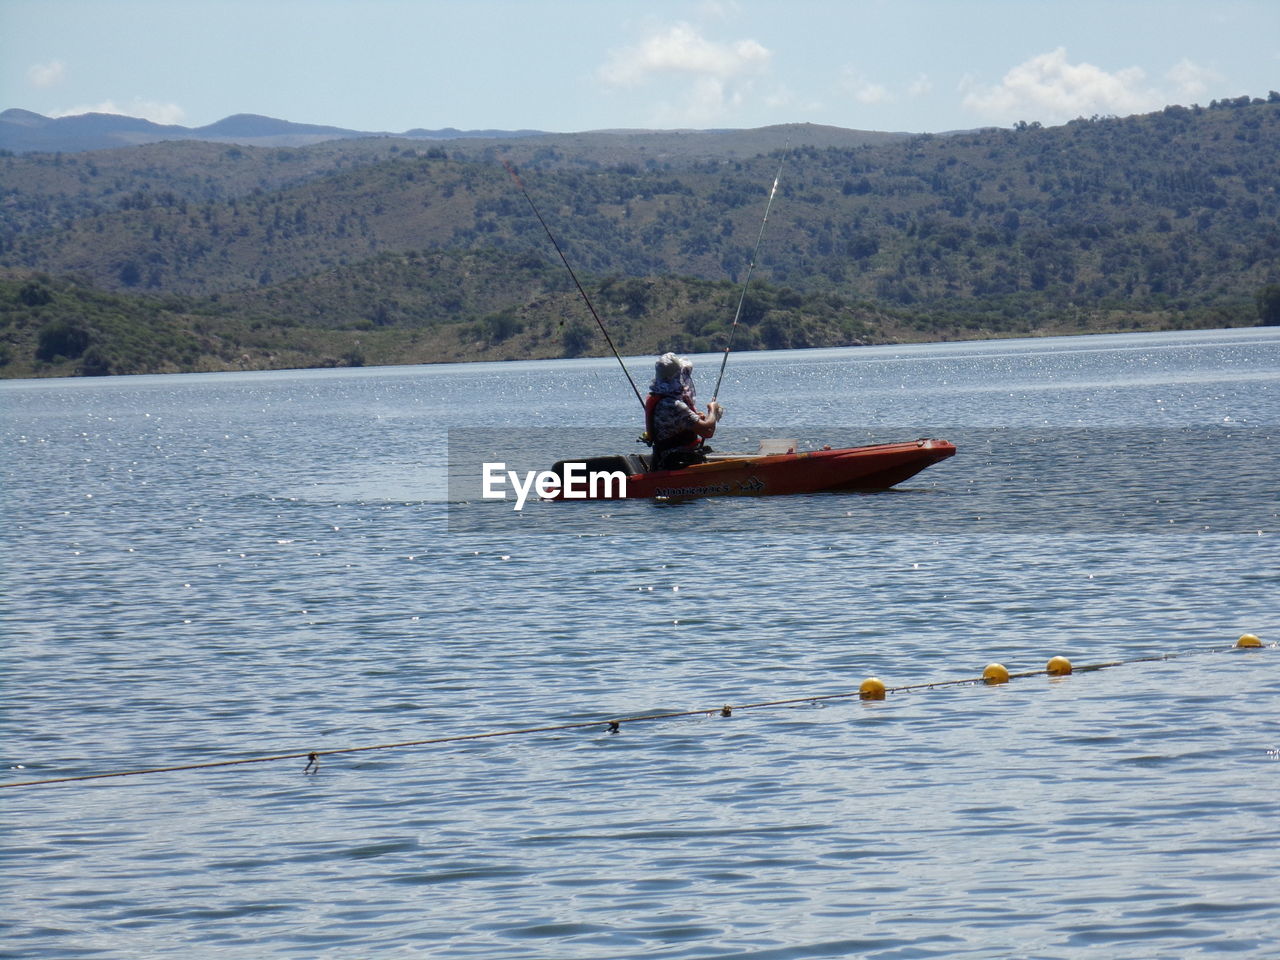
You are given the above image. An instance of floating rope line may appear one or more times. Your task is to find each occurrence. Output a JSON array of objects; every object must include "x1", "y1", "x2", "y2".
[{"x1": 1, "y1": 639, "x2": 1268, "y2": 790}]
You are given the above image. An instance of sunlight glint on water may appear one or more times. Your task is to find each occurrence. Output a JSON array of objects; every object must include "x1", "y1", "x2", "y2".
[{"x1": 2, "y1": 328, "x2": 1278, "y2": 959}]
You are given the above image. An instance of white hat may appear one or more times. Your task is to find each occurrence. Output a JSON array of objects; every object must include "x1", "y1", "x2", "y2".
[{"x1": 655, "y1": 352, "x2": 683, "y2": 380}]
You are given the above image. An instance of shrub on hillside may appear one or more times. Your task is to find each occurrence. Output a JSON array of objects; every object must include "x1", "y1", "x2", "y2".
[{"x1": 35, "y1": 322, "x2": 90, "y2": 361}]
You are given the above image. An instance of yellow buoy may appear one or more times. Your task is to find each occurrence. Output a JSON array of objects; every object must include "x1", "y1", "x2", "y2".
[
  {"x1": 859, "y1": 677, "x2": 887, "y2": 700},
  {"x1": 982, "y1": 663, "x2": 1010, "y2": 685},
  {"x1": 1237, "y1": 633, "x2": 1263, "y2": 648},
  {"x1": 1046, "y1": 655, "x2": 1073, "y2": 676}
]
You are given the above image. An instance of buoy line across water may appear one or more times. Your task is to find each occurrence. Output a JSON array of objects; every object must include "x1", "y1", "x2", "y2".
[{"x1": 2, "y1": 635, "x2": 1271, "y2": 790}]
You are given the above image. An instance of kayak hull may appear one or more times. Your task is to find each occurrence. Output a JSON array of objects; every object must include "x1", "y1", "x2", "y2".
[{"x1": 551, "y1": 439, "x2": 956, "y2": 500}]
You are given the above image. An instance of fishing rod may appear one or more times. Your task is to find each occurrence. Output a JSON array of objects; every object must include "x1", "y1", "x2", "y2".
[
  {"x1": 502, "y1": 161, "x2": 645, "y2": 411},
  {"x1": 710, "y1": 144, "x2": 789, "y2": 403}
]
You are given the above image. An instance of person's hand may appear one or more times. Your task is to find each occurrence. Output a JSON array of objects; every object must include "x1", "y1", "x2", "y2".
[{"x1": 707, "y1": 400, "x2": 724, "y2": 421}]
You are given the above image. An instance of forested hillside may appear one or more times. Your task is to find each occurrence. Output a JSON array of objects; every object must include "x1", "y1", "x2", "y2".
[{"x1": 2, "y1": 98, "x2": 1278, "y2": 377}]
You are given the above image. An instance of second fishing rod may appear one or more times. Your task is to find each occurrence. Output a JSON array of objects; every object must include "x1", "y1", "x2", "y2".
[{"x1": 505, "y1": 149, "x2": 788, "y2": 408}]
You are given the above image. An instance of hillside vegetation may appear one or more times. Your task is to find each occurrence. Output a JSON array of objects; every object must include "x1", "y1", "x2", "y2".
[{"x1": 2, "y1": 99, "x2": 1278, "y2": 378}]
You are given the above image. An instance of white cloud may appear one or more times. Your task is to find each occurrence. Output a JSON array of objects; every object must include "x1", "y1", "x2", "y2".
[
  {"x1": 838, "y1": 66, "x2": 898, "y2": 108},
  {"x1": 53, "y1": 99, "x2": 186, "y2": 125},
  {"x1": 855, "y1": 83, "x2": 891, "y2": 105},
  {"x1": 1166, "y1": 58, "x2": 1222, "y2": 99},
  {"x1": 600, "y1": 22, "x2": 770, "y2": 86},
  {"x1": 598, "y1": 21, "x2": 771, "y2": 125},
  {"x1": 27, "y1": 59, "x2": 66, "y2": 87},
  {"x1": 907, "y1": 74, "x2": 933, "y2": 98},
  {"x1": 961, "y1": 48, "x2": 1163, "y2": 125}
]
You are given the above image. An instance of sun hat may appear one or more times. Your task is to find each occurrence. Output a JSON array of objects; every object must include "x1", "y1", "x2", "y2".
[{"x1": 654, "y1": 352, "x2": 683, "y2": 380}]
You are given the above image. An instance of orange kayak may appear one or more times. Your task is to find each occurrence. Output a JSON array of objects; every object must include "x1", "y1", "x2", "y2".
[{"x1": 549, "y1": 438, "x2": 956, "y2": 500}]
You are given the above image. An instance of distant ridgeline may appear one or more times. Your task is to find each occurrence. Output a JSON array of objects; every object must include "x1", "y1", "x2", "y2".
[{"x1": 2, "y1": 96, "x2": 1278, "y2": 377}]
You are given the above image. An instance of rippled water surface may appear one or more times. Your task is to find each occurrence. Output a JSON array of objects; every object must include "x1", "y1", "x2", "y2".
[{"x1": 3, "y1": 329, "x2": 1279, "y2": 959}]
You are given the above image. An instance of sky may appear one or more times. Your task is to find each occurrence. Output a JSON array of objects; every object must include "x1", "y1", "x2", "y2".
[{"x1": 2, "y1": 0, "x2": 1278, "y2": 134}]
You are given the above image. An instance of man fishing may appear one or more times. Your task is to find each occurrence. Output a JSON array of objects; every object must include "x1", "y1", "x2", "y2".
[
  {"x1": 503, "y1": 157, "x2": 770, "y2": 473},
  {"x1": 645, "y1": 353, "x2": 723, "y2": 470}
]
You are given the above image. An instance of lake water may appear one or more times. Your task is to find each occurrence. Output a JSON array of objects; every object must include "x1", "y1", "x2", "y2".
[{"x1": 3, "y1": 328, "x2": 1278, "y2": 959}]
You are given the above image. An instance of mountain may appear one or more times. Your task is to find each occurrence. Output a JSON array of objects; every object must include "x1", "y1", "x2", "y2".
[
  {"x1": 0, "y1": 108, "x2": 551, "y2": 153},
  {"x1": 0, "y1": 108, "x2": 903, "y2": 157},
  {"x1": 2, "y1": 96, "x2": 1277, "y2": 378},
  {"x1": 0, "y1": 108, "x2": 189, "y2": 152}
]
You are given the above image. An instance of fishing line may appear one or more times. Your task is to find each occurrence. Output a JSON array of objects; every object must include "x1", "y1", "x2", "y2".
[
  {"x1": 502, "y1": 161, "x2": 645, "y2": 410},
  {"x1": 711, "y1": 144, "x2": 789, "y2": 403}
]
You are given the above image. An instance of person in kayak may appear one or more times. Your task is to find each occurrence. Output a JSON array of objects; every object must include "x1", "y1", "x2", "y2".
[{"x1": 645, "y1": 353, "x2": 723, "y2": 470}]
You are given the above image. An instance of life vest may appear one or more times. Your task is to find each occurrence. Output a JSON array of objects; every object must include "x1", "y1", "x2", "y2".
[{"x1": 645, "y1": 393, "x2": 703, "y2": 458}]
